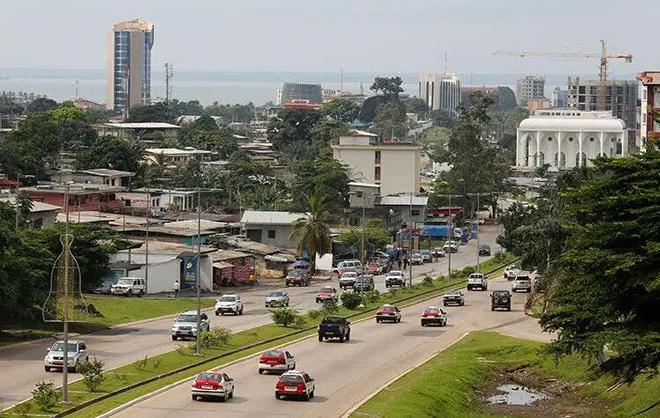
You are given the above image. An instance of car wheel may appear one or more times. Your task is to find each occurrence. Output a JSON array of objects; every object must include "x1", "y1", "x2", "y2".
[
  {"x1": 138, "y1": 290, "x2": 144, "y2": 297},
  {"x1": 221, "y1": 392, "x2": 228, "y2": 402},
  {"x1": 376, "y1": 318, "x2": 380, "y2": 323},
  {"x1": 460, "y1": 301, "x2": 464, "y2": 306},
  {"x1": 192, "y1": 395, "x2": 197, "y2": 401},
  {"x1": 310, "y1": 389, "x2": 315, "y2": 398},
  {"x1": 127, "y1": 290, "x2": 132, "y2": 297},
  {"x1": 316, "y1": 299, "x2": 320, "y2": 303},
  {"x1": 443, "y1": 302, "x2": 447, "y2": 306},
  {"x1": 318, "y1": 334, "x2": 323, "y2": 342},
  {"x1": 240, "y1": 308, "x2": 244, "y2": 315},
  {"x1": 292, "y1": 362, "x2": 296, "y2": 369},
  {"x1": 304, "y1": 392, "x2": 310, "y2": 401},
  {"x1": 421, "y1": 322, "x2": 425, "y2": 327},
  {"x1": 507, "y1": 307, "x2": 511, "y2": 311},
  {"x1": 339, "y1": 335, "x2": 344, "y2": 343},
  {"x1": 346, "y1": 332, "x2": 350, "y2": 342},
  {"x1": 491, "y1": 306, "x2": 495, "y2": 311},
  {"x1": 229, "y1": 388, "x2": 234, "y2": 399},
  {"x1": 45, "y1": 366, "x2": 50, "y2": 372},
  {"x1": 259, "y1": 369, "x2": 264, "y2": 374},
  {"x1": 172, "y1": 335, "x2": 177, "y2": 341},
  {"x1": 275, "y1": 392, "x2": 281, "y2": 399}
]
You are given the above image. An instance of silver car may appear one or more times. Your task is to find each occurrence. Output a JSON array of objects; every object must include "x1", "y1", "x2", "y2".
[
  {"x1": 171, "y1": 311, "x2": 210, "y2": 341},
  {"x1": 44, "y1": 340, "x2": 89, "y2": 372},
  {"x1": 265, "y1": 290, "x2": 290, "y2": 308}
]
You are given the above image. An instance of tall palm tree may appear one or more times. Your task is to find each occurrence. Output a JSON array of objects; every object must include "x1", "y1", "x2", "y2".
[{"x1": 290, "y1": 193, "x2": 333, "y2": 273}]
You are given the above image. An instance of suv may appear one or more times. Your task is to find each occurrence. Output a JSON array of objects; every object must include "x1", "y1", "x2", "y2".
[
  {"x1": 265, "y1": 290, "x2": 289, "y2": 308},
  {"x1": 171, "y1": 311, "x2": 210, "y2": 340},
  {"x1": 385, "y1": 270, "x2": 406, "y2": 288},
  {"x1": 111, "y1": 277, "x2": 146, "y2": 297},
  {"x1": 512, "y1": 275, "x2": 532, "y2": 293},
  {"x1": 275, "y1": 370, "x2": 315, "y2": 401},
  {"x1": 442, "y1": 290, "x2": 465, "y2": 306},
  {"x1": 258, "y1": 349, "x2": 296, "y2": 374},
  {"x1": 339, "y1": 271, "x2": 358, "y2": 289},
  {"x1": 491, "y1": 290, "x2": 512, "y2": 311},
  {"x1": 285, "y1": 269, "x2": 311, "y2": 287},
  {"x1": 215, "y1": 294, "x2": 244, "y2": 316},
  {"x1": 467, "y1": 273, "x2": 488, "y2": 291},
  {"x1": 376, "y1": 304, "x2": 401, "y2": 323},
  {"x1": 333, "y1": 260, "x2": 362, "y2": 277},
  {"x1": 353, "y1": 275, "x2": 374, "y2": 292},
  {"x1": 318, "y1": 316, "x2": 351, "y2": 342},
  {"x1": 44, "y1": 340, "x2": 89, "y2": 372}
]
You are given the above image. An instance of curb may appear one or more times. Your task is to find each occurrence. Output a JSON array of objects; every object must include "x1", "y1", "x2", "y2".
[{"x1": 340, "y1": 332, "x2": 471, "y2": 418}]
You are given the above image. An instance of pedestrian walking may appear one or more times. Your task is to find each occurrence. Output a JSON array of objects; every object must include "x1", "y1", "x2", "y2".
[
  {"x1": 402, "y1": 257, "x2": 408, "y2": 270},
  {"x1": 172, "y1": 280, "x2": 180, "y2": 298}
]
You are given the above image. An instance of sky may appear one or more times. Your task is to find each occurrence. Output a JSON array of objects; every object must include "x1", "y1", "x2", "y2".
[{"x1": 0, "y1": 0, "x2": 657, "y2": 75}]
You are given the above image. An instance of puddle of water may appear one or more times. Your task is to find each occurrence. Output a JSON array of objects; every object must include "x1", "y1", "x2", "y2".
[{"x1": 487, "y1": 383, "x2": 551, "y2": 405}]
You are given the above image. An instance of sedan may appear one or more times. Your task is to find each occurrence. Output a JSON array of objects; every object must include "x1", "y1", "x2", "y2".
[
  {"x1": 419, "y1": 249, "x2": 432, "y2": 263},
  {"x1": 410, "y1": 254, "x2": 424, "y2": 265},
  {"x1": 478, "y1": 244, "x2": 491, "y2": 256},
  {"x1": 442, "y1": 241, "x2": 459, "y2": 253},
  {"x1": 285, "y1": 269, "x2": 311, "y2": 287},
  {"x1": 376, "y1": 304, "x2": 401, "y2": 323},
  {"x1": 442, "y1": 290, "x2": 465, "y2": 306},
  {"x1": 421, "y1": 306, "x2": 447, "y2": 327},
  {"x1": 315, "y1": 287, "x2": 338, "y2": 303},
  {"x1": 191, "y1": 372, "x2": 235, "y2": 402},
  {"x1": 431, "y1": 247, "x2": 446, "y2": 258},
  {"x1": 258, "y1": 349, "x2": 296, "y2": 374},
  {"x1": 275, "y1": 371, "x2": 315, "y2": 401},
  {"x1": 265, "y1": 290, "x2": 289, "y2": 308}
]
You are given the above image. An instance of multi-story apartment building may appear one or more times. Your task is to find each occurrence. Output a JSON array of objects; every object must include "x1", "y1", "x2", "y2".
[
  {"x1": 418, "y1": 73, "x2": 461, "y2": 114},
  {"x1": 636, "y1": 71, "x2": 660, "y2": 152},
  {"x1": 331, "y1": 130, "x2": 421, "y2": 195},
  {"x1": 566, "y1": 77, "x2": 638, "y2": 134},
  {"x1": 516, "y1": 75, "x2": 545, "y2": 105},
  {"x1": 106, "y1": 19, "x2": 155, "y2": 112},
  {"x1": 278, "y1": 83, "x2": 322, "y2": 105}
]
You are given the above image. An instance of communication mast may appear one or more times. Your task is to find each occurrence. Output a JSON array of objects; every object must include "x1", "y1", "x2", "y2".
[{"x1": 164, "y1": 63, "x2": 174, "y2": 105}]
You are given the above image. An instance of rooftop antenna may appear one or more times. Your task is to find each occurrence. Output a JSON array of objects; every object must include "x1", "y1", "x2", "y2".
[{"x1": 164, "y1": 63, "x2": 174, "y2": 105}]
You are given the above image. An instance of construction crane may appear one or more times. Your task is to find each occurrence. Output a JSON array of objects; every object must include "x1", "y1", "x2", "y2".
[{"x1": 494, "y1": 40, "x2": 632, "y2": 111}]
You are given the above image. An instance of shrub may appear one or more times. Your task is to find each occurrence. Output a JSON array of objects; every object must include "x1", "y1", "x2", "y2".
[
  {"x1": 321, "y1": 299, "x2": 338, "y2": 314},
  {"x1": 31, "y1": 381, "x2": 59, "y2": 411},
  {"x1": 77, "y1": 357, "x2": 105, "y2": 392},
  {"x1": 341, "y1": 291, "x2": 363, "y2": 310},
  {"x1": 151, "y1": 358, "x2": 161, "y2": 369},
  {"x1": 270, "y1": 308, "x2": 302, "y2": 327},
  {"x1": 200, "y1": 327, "x2": 232, "y2": 349},
  {"x1": 293, "y1": 314, "x2": 307, "y2": 328},
  {"x1": 422, "y1": 274, "x2": 434, "y2": 286},
  {"x1": 132, "y1": 356, "x2": 148, "y2": 372},
  {"x1": 365, "y1": 289, "x2": 381, "y2": 303},
  {"x1": 461, "y1": 265, "x2": 476, "y2": 277},
  {"x1": 307, "y1": 309, "x2": 322, "y2": 319}
]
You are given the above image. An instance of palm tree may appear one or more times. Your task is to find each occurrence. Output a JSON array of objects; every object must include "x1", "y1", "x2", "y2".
[{"x1": 290, "y1": 193, "x2": 333, "y2": 273}]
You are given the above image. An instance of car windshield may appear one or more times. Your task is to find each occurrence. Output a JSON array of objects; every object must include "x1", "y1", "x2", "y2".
[
  {"x1": 342, "y1": 272, "x2": 357, "y2": 278},
  {"x1": 116, "y1": 278, "x2": 133, "y2": 285},
  {"x1": 269, "y1": 292, "x2": 284, "y2": 297},
  {"x1": 493, "y1": 291, "x2": 509, "y2": 297},
  {"x1": 321, "y1": 317, "x2": 345, "y2": 324},
  {"x1": 176, "y1": 314, "x2": 197, "y2": 322},
  {"x1": 289, "y1": 270, "x2": 304, "y2": 277},
  {"x1": 51, "y1": 342, "x2": 78, "y2": 352},
  {"x1": 516, "y1": 276, "x2": 530, "y2": 281},
  {"x1": 218, "y1": 296, "x2": 236, "y2": 302},
  {"x1": 263, "y1": 350, "x2": 284, "y2": 358},
  {"x1": 389, "y1": 271, "x2": 402, "y2": 276},
  {"x1": 425, "y1": 308, "x2": 440, "y2": 314},
  {"x1": 319, "y1": 288, "x2": 334, "y2": 293},
  {"x1": 446, "y1": 291, "x2": 460, "y2": 296},
  {"x1": 280, "y1": 374, "x2": 303, "y2": 383},
  {"x1": 420, "y1": 250, "x2": 430, "y2": 254},
  {"x1": 197, "y1": 373, "x2": 220, "y2": 381}
]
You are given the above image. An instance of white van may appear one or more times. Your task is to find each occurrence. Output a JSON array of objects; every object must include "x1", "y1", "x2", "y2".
[{"x1": 111, "y1": 277, "x2": 146, "y2": 297}]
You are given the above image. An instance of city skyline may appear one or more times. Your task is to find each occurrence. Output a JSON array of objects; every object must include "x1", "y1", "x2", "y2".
[{"x1": 0, "y1": 0, "x2": 657, "y2": 74}]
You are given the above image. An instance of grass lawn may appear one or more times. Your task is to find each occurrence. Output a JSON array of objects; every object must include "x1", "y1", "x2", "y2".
[{"x1": 352, "y1": 331, "x2": 660, "y2": 418}]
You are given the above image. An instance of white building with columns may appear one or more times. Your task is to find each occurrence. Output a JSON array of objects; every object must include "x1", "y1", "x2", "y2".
[{"x1": 516, "y1": 110, "x2": 628, "y2": 169}]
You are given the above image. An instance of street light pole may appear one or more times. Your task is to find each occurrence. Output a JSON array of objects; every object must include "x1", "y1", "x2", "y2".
[
  {"x1": 409, "y1": 193, "x2": 413, "y2": 287},
  {"x1": 448, "y1": 194, "x2": 452, "y2": 280},
  {"x1": 62, "y1": 182, "x2": 72, "y2": 403},
  {"x1": 476, "y1": 193, "x2": 480, "y2": 272},
  {"x1": 195, "y1": 187, "x2": 202, "y2": 356},
  {"x1": 145, "y1": 187, "x2": 150, "y2": 293}
]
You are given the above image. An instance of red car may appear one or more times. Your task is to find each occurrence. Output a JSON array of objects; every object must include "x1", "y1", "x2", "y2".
[
  {"x1": 420, "y1": 306, "x2": 447, "y2": 327},
  {"x1": 258, "y1": 349, "x2": 296, "y2": 374},
  {"x1": 275, "y1": 370, "x2": 315, "y2": 401},
  {"x1": 315, "y1": 287, "x2": 338, "y2": 303},
  {"x1": 376, "y1": 304, "x2": 401, "y2": 323},
  {"x1": 191, "y1": 372, "x2": 235, "y2": 402}
]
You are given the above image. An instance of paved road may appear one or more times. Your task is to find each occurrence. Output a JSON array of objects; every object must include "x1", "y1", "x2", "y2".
[
  {"x1": 113, "y1": 274, "x2": 547, "y2": 418},
  {"x1": 0, "y1": 227, "x2": 500, "y2": 409}
]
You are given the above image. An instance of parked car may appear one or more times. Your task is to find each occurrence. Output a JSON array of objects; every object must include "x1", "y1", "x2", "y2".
[
  {"x1": 258, "y1": 349, "x2": 296, "y2": 374},
  {"x1": 91, "y1": 281, "x2": 114, "y2": 295},
  {"x1": 215, "y1": 294, "x2": 244, "y2": 316},
  {"x1": 478, "y1": 244, "x2": 491, "y2": 256},
  {"x1": 339, "y1": 271, "x2": 358, "y2": 289},
  {"x1": 332, "y1": 260, "x2": 362, "y2": 277},
  {"x1": 315, "y1": 287, "x2": 338, "y2": 303},
  {"x1": 491, "y1": 290, "x2": 512, "y2": 311},
  {"x1": 44, "y1": 340, "x2": 89, "y2": 372},
  {"x1": 110, "y1": 277, "x2": 146, "y2": 297},
  {"x1": 442, "y1": 290, "x2": 465, "y2": 306},
  {"x1": 420, "y1": 306, "x2": 447, "y2": 327},
  {"x1": 191, "y1": 372, "x2": 234, "y2": 402},
  {"x1": 419, "y1": 249, "x2": 432, "y2": 263},
  {"x1": 275, "y1": 370, "x2": 315, "y2": 401},
  {"x1": 512, "y1": 275, "x2": 532, "y2": 293},
  {"x1": 376, "y1": 304, "x2": 401, "y2": 323},
  {"x1": 265, "y1": 290, "x2": 289, "y2": 308},
  {"x1": 431, "y1": 247, "x2": 446, "y2": 258},
  {"x1": 317, "y1": 316, "x2": 351, "y2": 342},
  {"x1": 467, "y1": 273, "x2": 488, "y2": 291},
  {"x1": 171, "y1": 311, "x2": 210, "y2": 340},
  {"x1": 368, "y1": 257, "x2": 391, "y2": 275},
  {"x1": 442, "y1": 241, "x2": 459, "y2": 253},
  {"x1": 285, "y1": 269, "x2": 311, "y2": 287},
  {"x1": 410, "y1": 253, "x2": 424, "y2": 265},
  {"x1": 353, "y1": 275, "x2": 374, "y2": 292},
  {"x1": 504, "y1": 265, "x2": 522, "y2": 280},
  {"x1": 385, "y1": 270, "x2": 406, "y2": 288}
]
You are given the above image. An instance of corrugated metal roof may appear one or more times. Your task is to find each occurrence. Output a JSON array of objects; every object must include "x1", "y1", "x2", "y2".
[
  {"x1": 241, "y1": 210, "x2": 307, "y2": 225},
  {"x1": 378, "y1": 196, "x2": 428, "y2": 206}
]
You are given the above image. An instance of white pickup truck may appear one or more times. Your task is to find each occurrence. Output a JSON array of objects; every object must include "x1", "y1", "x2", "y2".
[{"x1": 467, "y1": 273, "x2": 488, "y2": 291}]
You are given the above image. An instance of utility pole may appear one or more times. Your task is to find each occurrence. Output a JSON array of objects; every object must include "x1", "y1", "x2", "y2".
[
  {"x1": 165, "y1": 63, "x2": 174, "y2": 105},
  {"x1": 144, "y1": 188, "x2": 150, "y2": 293},
  {"x1": 408, "y1": 193, "x2": 413, "y2": 287},
  {"x1": 195, "y1": 187, "x2": 202, "y2": 356},
  {"x1": 448, "y1": 194, "x2": 452, "y2": 280},
  {"x1": 62, "y1": 183, "x2": 70, "y2": 403}
]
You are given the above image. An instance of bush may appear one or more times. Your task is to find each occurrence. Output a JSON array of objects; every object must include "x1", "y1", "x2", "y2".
[
  {"x1": 461, "y1": 265, "x2": 476, "y2": 277},
  {"x1": 31, "y1": 381, "x2": 59, "y2": 411},
  {"x1": 422, "y1": 274, "x2": 434, "y2": 286},
  {"x1": 293, "y1": 314, "x2": 307, "y2": 328},
  {"x1": 77, "y1": 357, "x2": 105, "y2": 392},
  {"x1": 365, "y1": 289, "x2": 381, "y2": 303},
  {"x1": 321, "y1": 299, "x2": 338, "y2": 314},
  {"x1": 307, "y1": 309, "x2": 322, "y2": 319},
  {"x1": 341, "y1": 292, "x2": 363, "y2": 310},
  {"x1": 200, "y1": 327, "x2": 232, "y2": 349},
  {"x1": 270, "y1": 308, "x2": 302, "y2": 327}
]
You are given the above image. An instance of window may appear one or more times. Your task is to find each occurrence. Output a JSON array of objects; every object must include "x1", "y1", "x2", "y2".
[
  {"x1": 268, "y1": 230, "x2": 276, "y2": 239},
  {"x1": 374, "y1": 166, "x2": 381, "y2": 181},
  {"x1": 411, "y1": 209, "x2": 421, "y2": 216},
  {"x1": 374, "y1": 151, "x2": 381, "y2": 164}
]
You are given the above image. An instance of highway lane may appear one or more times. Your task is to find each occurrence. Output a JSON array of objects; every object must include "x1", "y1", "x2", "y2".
[
  {"x1": 113, "y1": 274, "x2": 546, "y2": 418},
  {"x1": 0, "y1": 226, "x2": 500, "y2": 408}
]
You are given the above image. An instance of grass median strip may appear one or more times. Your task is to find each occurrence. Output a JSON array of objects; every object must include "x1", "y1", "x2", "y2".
[
  {"x1": 351, "y1": 331, "x2": 660, "y2": 418},
  {"x1": 2, "y1": 254, "x2": 517, "y2": 418}
]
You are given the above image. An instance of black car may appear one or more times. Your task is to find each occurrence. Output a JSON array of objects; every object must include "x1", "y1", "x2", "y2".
[
  {"x1": 318, "y1": 316, "x2": 351, "y2": 342},
  {"x1": 478, "y1": 244, "x2": 491, "y2": 256},
  {"x1": 491, "y1": 290, "x2": 511, "y2": 311},
  {"x1": 285, "y1": 269, "x2": 311, "y2": 287}
]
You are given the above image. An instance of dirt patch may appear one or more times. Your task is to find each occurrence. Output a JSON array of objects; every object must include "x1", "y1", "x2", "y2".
[{"x1": 480, "y1": 365, "x2": 603, "y2": 417}]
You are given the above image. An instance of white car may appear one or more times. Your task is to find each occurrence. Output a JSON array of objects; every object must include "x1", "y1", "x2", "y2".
[
  {"x1": 512, "y1": 275, "x2": 532, "y2": 293},
  {"x1": 111, "y1": 277, "x2": 146, "y2": 297},
  {"x1": 191, "y1": 371, "x2": 235, "y2": 402},
  {"x1": 467, "y1": 273, "x2": 488, "y2": 291},
  {"x1": 215, "y1": 294, "x2": 244, "y2": 316},
  {"x1": 504, "y1": 265, "x2": 523, "y2": 280},
  {"x1": 44, "y1": 340, "x2": 89, "y2": 372},
  {"x1": 171, "y1": 311, "x2": 210, "y2": 340}
]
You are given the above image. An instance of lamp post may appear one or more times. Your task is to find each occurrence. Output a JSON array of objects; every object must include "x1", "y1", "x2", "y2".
[
  {"x1": 408, "y1": 193, "x2": 413, "y2": 287},
  {"x1": 62, "y1": 181, "x2": 73, "y2": 403},
  {"x1": 467, "y1": 192, "x2": 481, "y2": 272},
  {"x1": 144, "y1": 187, "x2": 150, "y2": 294}
]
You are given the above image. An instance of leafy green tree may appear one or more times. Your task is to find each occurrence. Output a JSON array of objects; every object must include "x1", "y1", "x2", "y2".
[
  {"x1": 358, "y1": 95, "x2": 386, "y2": 122},
  {"x1": 204, "y1": 102, "x2": 255, "y2": 123},
  {"x1": 339, "y1": 220, "x2": 390, "y2": 251},
  {"x1": 372, "y1": 101, "x2": 407, "y2": 137},
  {"x1": 420, "y1": 126, "x2": 450, "y2": 162},
  {"x1": 321, "y1": 98, "x2": 359, "y2": 123},
  {"x1": 126, "y1": 103, "x2": 172, "y2": 123},
  {"x1": 0, "y1": 95, "x2": 24, "y2": 115},
  {"x1": 540, "y1": 151, "x2": 660, "y2": 381},
  {"x1": 370, "y1": 76, "x2": 404, "y2": 99},
  {"x1": 291, "y1": 157, "x2": 350, "y2": 212},
  {"x1": 405, "y1": 97, "x2": 429, "y2": 115},
  {"x1": 290, "y1": 193, "x2": 333, "y2": 272},
  {"x1": 267, "y1": 108, "x2": 323, "y2": 159},
  {"x1": 76, "y1": 137, "x2": 144, "y2": 172},
  {"x1": 430, "y1": 109, "x2": 456, "y2": 128},
  {"x1": 26, "y1": 97, "x2": 58, "y2": 113},
  {"x1": 310, "y1": 120, "x2": 351, "y2": 156},
  {"x1": 169, "y1": 99, "x2": 204, "y2": 117}
]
